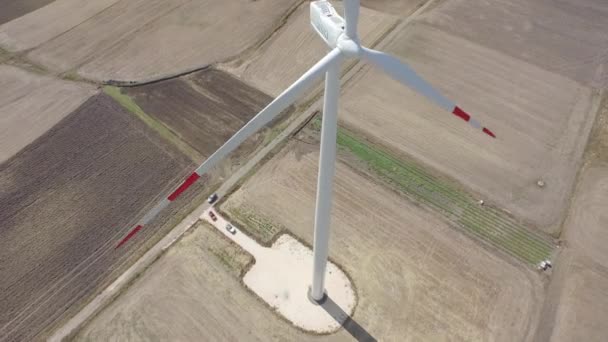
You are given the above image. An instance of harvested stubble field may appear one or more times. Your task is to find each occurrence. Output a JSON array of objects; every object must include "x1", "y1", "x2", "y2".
[
  {"x1": 223, "y1": 2, "x2": 398, "y2": 98},
  {"x1": 0, "y1": 0, "x2": 55, "y2": 25},
  {"x1": 339, "y1": 20, "x2": 600, "y2": 235},
  {"x1": 219, "y1": 136, "x2": 544, "y2": 341},
  {"x1": 0, "y1": 94, "x2": 201, "y2": 341},
  {"x1": 0, "y1": 65, "x2": 96, "y2": 163},
  {"x1": 423, "y1": 0, "x2": 608, "y2": 88},
  {"x1": 0, "y1": 0, "x2": 301, "y2": 82},
  {"x1": 122, "y1": 69, "x2": 276, "y2": 162}
]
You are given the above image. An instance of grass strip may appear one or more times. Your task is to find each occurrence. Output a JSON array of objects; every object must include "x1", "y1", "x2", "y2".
[
  {"x1": 331, "y1": 122, "x2": 554, "y2": 265},
  {"x1": 104, "y1": 86, "x2": 201, "y2": 161}
]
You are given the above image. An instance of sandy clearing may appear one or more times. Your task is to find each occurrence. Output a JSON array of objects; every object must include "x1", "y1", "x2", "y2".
[
  {"x1": 0, "y1": 65, "x2": 96, "y2": 163},
  {"x1": 202, "y1": 209, "x2": 356, "y2": 333},
  {"x1": 0, "y1": 0, "x2": 55, "y2": 25},
  {"x1": 421, "y1": 0, "x2": 608, "y2": 88},
  {"x1": 223, "y1": 2, "x2": 398, "y2": 97},
  {"x1": 222, "y1": 139, "x2": 543, "y2": 341},
  {"x1": 339, "y1": 22, "x2": 599, "y2": 234},
  {"x1": 0, "y1": 0, "x2": 120, "y2": 52}
]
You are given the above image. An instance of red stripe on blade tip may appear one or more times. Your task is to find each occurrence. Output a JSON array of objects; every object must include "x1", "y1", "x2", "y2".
[
  {"x1": 167, "y1": 172, "x2": 200, "y2": 201},
  {"x1": 452, "y1": 106, "x2": 471, "y2": 122},
  {"x1": 483, "y1": 127, "x2": 496, "y2": 138},
  {"x1": 115, "y1": 225, "x2": 143, "y2": 249}
]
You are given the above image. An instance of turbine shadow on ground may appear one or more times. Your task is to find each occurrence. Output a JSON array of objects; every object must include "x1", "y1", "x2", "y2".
[{"x1": 320, "y1": 295, "x2": 377, "y2": 342}]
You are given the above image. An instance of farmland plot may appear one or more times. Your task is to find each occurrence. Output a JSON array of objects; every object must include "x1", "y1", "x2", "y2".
[
  {"x1": 422, "y1": 0, "x2": 608, "y2": 88},
  {"x1": 123, "y1": 69, "x2": 276, "y2": 162},
  {"x1": 0, "y1": 65, "x2": 96, "y2": 163},
  {"x1": 10, "y1": 0, "x2": 300, "y2": 82},
  {"x1": 339, "y1": 22, "x2": 599, "y2": 234},
  {"x1": 221, "y1": 138, "x2": 544, "y2": 341},
  {"x1": 0, "y1": 94, "x2": 197, "y2": 341},
  {"x1": 224, "y1": 2, "x2": 398, "y2": 97}
]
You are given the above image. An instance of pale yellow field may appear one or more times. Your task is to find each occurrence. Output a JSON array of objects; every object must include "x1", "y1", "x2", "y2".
[
  {"x1": 0, "y1": 0, "x2": 301, "y2": 82},
  {"x1": 224, "y1": 2, "x2": 398, "y2": 98},
  {"x1": 0, "y1": 65, "x2": 96, "y2": 163},
  {"x1": 339, "y1": 21, "x2": 599, "y2": 234}
]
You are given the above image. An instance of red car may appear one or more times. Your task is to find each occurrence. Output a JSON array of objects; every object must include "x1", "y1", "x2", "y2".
[{"x1": 208, "y1": 210, "x2": 217, "y2": 222}]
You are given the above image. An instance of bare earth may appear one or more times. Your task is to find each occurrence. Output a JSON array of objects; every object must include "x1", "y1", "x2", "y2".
[
  {"x1": 0, "y1": 65, "x2": 96, "y2": 163},
  {"x1": 223, "y1": 2, "x2": 398, "y2": 97},
  {"x1": 0, "y1": 0, "x2": 300, "y2": 82},
  {"x1": 340, "y1": 20, "x2": 600, "y2": 234}
]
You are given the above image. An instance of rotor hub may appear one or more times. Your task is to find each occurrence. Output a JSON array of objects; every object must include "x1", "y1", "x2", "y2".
[{"x1": 336, "y1": 34, "x2": 361, "y2": 58}]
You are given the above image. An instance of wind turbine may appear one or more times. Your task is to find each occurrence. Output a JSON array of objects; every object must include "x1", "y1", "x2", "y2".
[{"x1": 116, "y1": 0, "x2": 495, "y2": 304}]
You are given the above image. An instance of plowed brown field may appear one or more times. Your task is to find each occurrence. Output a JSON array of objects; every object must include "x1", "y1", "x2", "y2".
[
  {"x1": 0, "y1": 0, "x2": 55, "y2": 25},
  {"x1": 124, "y1": 69, "x2": 275, "y2": 160},
  {"x1": 0, "y1": 94, "x2": 197, "y2": 341}
]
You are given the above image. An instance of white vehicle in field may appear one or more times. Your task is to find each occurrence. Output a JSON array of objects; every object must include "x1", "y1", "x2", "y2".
[{"x1": 225, "y1": 223, "x2": 236, "y2": 235}]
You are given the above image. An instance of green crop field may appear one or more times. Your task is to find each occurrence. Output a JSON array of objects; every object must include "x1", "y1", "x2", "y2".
[{"x1": 312, "y1": 117, "x2": 554, "y2": 265}]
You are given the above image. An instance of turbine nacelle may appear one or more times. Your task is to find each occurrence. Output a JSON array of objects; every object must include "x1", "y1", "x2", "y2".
[{"x1": 310, "y1": 0, "x2": 361, "y2": 58}]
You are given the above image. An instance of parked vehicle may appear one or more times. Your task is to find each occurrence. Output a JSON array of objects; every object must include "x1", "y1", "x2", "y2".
[
  {"x1": 208, "y1": 193, "x2": 218, "y2": 204},
  {"x1": 208, "y1": 210, "x2": 217, "y2": 221},
  {"x1": 225, "y1": 223, "x2": 236, "y2": 235}
]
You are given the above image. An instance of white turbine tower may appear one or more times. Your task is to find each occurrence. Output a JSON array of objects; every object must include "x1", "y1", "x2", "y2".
[{"x1": 117, "y1": 0, "x2": 495, "y2": 304}]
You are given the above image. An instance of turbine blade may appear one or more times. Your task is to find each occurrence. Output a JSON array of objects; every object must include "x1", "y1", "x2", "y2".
[
  {"x1": 343, "y1": 0, "x2": 360, "y2": 39},
  {"x1": 361, "y1": 47, "x2": 496, "y2": 138},
  {"x1": 115, "y1": 48, "x2": 343, "y2": 248}
]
